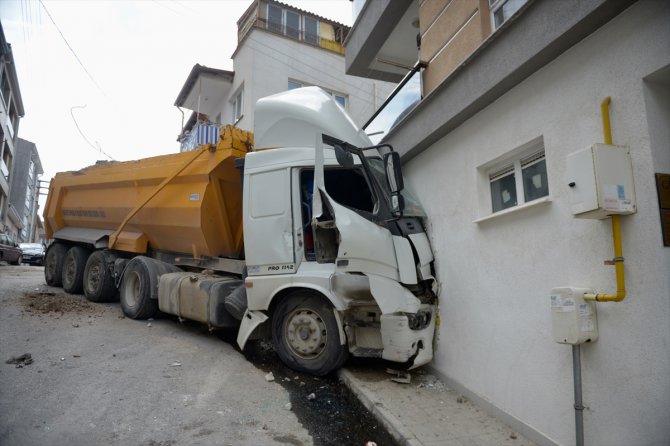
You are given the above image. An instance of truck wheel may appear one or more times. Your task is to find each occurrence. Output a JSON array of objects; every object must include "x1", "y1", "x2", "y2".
[
  {"x1": 62, "y1": 246, "x2": 91, "y2": 294},
  {"x1": 45, "y1": 243, "x2": 68, "y2": 287},
  {"x1": 120, "y1": 257, "x2": 158, "y2": 319},
  {"x1": 83, "y1": 250, "x2": 118, "y2": 303},
  {"x1": 272, "y1": 292, "x2": 348, "y2": 376}
]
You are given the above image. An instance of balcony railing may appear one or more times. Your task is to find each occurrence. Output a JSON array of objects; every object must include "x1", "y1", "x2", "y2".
[{"x1": 179, "y1": 123, "x2": 220, "y2": 152}]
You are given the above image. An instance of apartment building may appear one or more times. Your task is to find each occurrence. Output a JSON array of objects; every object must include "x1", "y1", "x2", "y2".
[
  {"x1": 0, "y1": 21, "x2": 25, "y2": 240},
  {"x1": 174, "y1": 0, "x2": 394, "y2": 152},
  {"x1": 9, "y1": 138, "x2": 43, "y2": 243},
  {"x1": 345, "y1": 1, "x2": 669, "y2": 445}
]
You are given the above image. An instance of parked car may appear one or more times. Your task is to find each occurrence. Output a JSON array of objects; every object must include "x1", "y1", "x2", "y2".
[
  {"x1": 19, "y1": 243, "x2": 45, "y2": 266},
  {"x1": 0, "y1": 233, "x2": 22, "y2": 265}
]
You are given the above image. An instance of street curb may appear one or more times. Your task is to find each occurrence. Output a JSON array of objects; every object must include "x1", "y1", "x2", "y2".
[{"x1": 337, "y1": 368, "x2": 421, "y2": 446}]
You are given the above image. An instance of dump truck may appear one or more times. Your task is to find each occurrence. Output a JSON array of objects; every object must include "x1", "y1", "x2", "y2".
[{"x1": 43, "y1": 87, "x2": 438, "y2": 375}]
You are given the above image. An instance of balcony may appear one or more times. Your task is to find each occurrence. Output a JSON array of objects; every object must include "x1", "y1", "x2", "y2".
[
  {"x1": 237, "y1": 2, "x2": 347, "y2": 55},
  {"x1": 179, "y1": 123, "x2": 220, "y2": 152}
]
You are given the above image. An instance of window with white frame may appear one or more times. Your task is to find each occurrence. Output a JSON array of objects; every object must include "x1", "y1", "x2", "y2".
[
  {"x1": 287, "y1": 80, "x2": 346, "y2": 108},
  {"x1": 489, "y1": 0, "x2": 528, "y2": 30},
  {"x1": 232, "y1": 89, "x2": 243, "y2": 123},
  {"x1": 488, "y1": 145, "x2": 548, "y2": 213}
]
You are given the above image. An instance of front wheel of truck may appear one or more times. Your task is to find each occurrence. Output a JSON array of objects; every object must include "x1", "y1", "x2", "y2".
[{"x1": 272, "y1": 291, "x2": 348, "y2": 376}]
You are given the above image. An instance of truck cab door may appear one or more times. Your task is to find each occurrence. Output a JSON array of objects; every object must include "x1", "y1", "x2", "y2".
[
  {"x1": 311, "y1": 138, "x2": 399, "y2": 281},
  {"x1": 243, "y1": 167, "x2": 295, "y2": 275}
]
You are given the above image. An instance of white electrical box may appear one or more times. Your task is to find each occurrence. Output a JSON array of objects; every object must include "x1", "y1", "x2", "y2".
[
  {"x1": 550, "y1": 287, "x2": 598, "y2": 345},
  {"x1": 566, "y1": 144, "x2": 636, "y2": 219}
]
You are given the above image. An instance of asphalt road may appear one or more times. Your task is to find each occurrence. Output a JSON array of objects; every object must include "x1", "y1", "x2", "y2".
[{"x1": 0, "y1": 265, "x2": 314, "y2": 446}]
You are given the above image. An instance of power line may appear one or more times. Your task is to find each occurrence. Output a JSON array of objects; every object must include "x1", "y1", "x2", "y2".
[
  {"x1": 38, "y1": 0, "x2": 104, "y2": 93},
  {"x1": 70, "y1": 105, "x2": 116, "y2": 161}
]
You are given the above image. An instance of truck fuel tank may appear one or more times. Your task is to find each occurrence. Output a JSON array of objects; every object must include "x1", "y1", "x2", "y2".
[{"x1": 158, "y1": 272, "x2": 243, "y2": 329}]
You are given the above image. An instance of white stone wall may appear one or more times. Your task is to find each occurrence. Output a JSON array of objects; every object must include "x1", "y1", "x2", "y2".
[
  {"x1": 403, "y1": 1, "x2": 670, "y2": 445},
  {"x1": 219, "y1": 29, "x2": 394, "y2": 134}
]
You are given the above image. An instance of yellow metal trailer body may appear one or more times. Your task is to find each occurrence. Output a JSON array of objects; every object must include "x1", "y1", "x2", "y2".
[{"x1": 43, "y1": 126, "x2": 252, "y2": 259}]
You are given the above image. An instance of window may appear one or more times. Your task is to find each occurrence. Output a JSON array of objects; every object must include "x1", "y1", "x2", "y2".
[
  {"x1": 332, "y1": 94, "x2": 346, "y2": 108},
  {"x1": 288, "y1": 80, "x2": 302, "y2": 90},
  {"x1": 267, "y1": 4, "x2": 283, "y2": 34},
  {"x1": 285, "y1": 10, "x2": 300, "y2": 39},
  {"x1": 287, "y1": 81, "x2": 347, "y2": 108},
  {"x1": 489, "y1": 0, "x2": 528, "y2": 29},
  {"x1": 489, "y1": 148, "x2": 548, "y2": 213},
  {"x1": 304, "y1": 16, "x2": 319, "y2": 45},
  {"x1": 232, "y1": 89, "x2": 243, "y2": 123}
]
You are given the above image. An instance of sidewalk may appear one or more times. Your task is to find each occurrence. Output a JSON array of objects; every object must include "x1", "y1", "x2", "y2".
[{"x1": 338, "y1": 363, "x2": 535, "y2": 446}]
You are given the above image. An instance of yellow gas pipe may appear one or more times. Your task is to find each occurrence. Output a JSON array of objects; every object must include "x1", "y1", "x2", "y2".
[{"x1": 583, "y1": 97, "x2": 626, "y2": 302}]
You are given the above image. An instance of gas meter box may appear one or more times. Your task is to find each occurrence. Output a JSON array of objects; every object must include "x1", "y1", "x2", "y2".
[
  {"x1": 566, "y1": 144, "x2": 636, "y2": 219},
  {"x1": 550, "y1": 287, "x2": 598, "y2": 345}
]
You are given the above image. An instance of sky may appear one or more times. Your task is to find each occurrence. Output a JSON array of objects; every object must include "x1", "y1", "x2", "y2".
[{"x1": 0, "y1": 0, "x2": 353, "y2": 207}]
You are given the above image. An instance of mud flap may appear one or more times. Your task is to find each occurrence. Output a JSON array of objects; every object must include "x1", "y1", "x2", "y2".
[{"x1": 236, "y1": 309, "x2": 269, "y2": 350}]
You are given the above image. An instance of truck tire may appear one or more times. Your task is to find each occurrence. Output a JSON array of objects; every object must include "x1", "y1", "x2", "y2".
[
  {"x1": 45, "y1": 243, "x2": 68, "y2": 287},
  {"x1": 272, "y1": 291, "x2": 349, "y2": 376},
  {"x1": 62, "y1": 246, "x2": 91, "y2": 294},
  {"x1": 83, "y1": 250, "x2": 118, "y2": 303},
  {"x1": 119, "y1": 257, "x2": 179, "y2": 319},
  {"x1": 120, "y1": 257, "x2": 156, "y2": 319}
]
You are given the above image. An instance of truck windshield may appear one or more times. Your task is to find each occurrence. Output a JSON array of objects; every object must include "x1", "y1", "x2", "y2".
[{"x1": 364, "y1": 155, "x2": 426, "y2": 218}]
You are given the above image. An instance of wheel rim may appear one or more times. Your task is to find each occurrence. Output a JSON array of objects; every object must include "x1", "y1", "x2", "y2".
[
  {"x1": 123, "y1": 271, "x2": 140, "y2": 307},
  {"x1": 284, "y1": 308, "x2": 328, "y2": 359},
  {"x1": 86, "y1": 261, "x2": 103, "y2": 293},
  {"x1": 63, "y1": 256, "x2": 76, "y2": 285}
]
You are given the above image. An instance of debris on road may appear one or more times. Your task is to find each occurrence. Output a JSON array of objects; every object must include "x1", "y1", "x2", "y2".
[
  {"x1": 6, "y1": 353, "x2": 33, "y2": 368},
  {"x1": 386, "y1": 368, "x2": 411, "y2": 384},
  {"x1": 21, "y1": 291, "x2": 97, "y2": 315},
  {"x1": 170, "y1": 361, "x2": 182, "y2": 367},
  {"x1": 307, "y1": 393, "x2": 316, "y2": 400},
  {"x1": 265, "y1": 372, "x2": 275, "y2": 382}
]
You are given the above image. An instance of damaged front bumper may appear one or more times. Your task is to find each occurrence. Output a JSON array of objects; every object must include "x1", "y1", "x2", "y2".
[{"x1": 380, "y1": 304, "x2": 436, "y2": 368}]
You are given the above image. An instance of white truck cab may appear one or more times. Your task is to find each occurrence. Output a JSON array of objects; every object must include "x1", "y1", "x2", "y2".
[{"x1": 238, "y1": 87, "x2": 438, "y2": 375}]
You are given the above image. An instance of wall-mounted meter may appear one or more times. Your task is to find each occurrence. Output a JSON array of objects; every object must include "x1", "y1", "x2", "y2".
[
  {"x1": 550, "y1": 287, "x2": 598, "y2": 345},
  {"x1": 566, "y1": 144, "x2": 636, "y2": 219}
]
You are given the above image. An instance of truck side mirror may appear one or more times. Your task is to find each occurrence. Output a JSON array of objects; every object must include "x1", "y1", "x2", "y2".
[
  {"x1": 384, "y1": 152, "x2": 404, "y2": 193},
  {"x1": 334, "y1": 144, "x2": 354, "y2": 169}
]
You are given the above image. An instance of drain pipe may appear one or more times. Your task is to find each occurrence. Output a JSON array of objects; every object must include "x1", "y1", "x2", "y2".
[{"x1": 573, "y1": 345, "x2": 584, "y2": 446}]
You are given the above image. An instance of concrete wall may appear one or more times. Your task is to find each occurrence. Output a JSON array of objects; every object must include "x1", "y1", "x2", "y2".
[
  {"x1": 403, "y1": 1, "x2": 670, "y2": 445},
  {"x1": 225, "y1": 29, "x2": 394, "y2": 134}
]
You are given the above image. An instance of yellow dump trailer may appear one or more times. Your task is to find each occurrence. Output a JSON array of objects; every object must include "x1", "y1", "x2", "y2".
[{"x1": 44, "y1": 126, "x2": 252, "y2": 260}]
